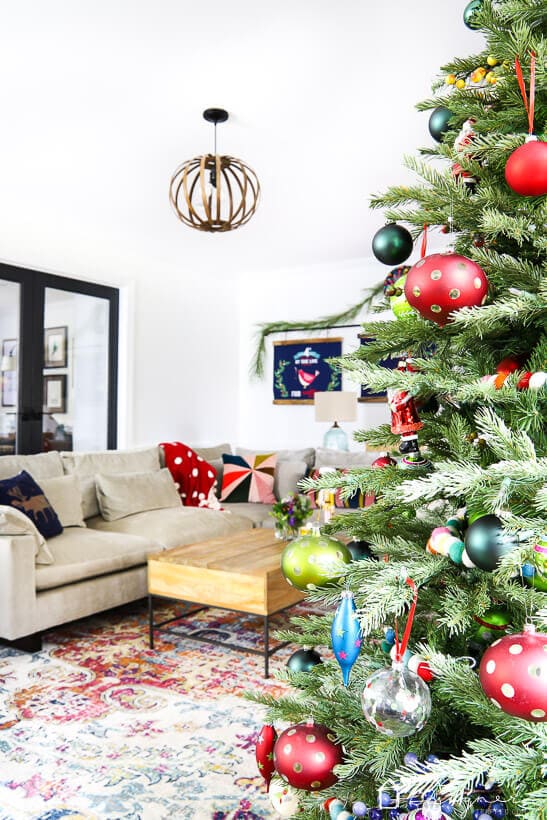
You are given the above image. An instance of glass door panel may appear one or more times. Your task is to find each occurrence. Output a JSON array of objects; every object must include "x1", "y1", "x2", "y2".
[
  {"x1": 43, "y1": 288, "x2": 110, "y2": 452},
  {"x1": 0, "y1": 280, "x2": 20, "y2": 455}
]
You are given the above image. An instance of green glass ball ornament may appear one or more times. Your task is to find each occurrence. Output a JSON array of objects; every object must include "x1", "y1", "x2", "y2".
[
  {"x1": 389, "y1": 274, "x2": 415, "y2": 319},
  {"x1": 287, "y1": 647, "x2": 322, "y2": 672},
  {"x1": 464, "y1": 514, "x2": 519, "y2": 572},
  {"x1": 348, "y1": 539, "x2": 378, "y2": 561},
  {"x1": 463, "y1": 0, "x2": 483, "y2": 29},
  {"x1": 281, "y1": 534, "x2": 352, "y2": 590},
  {"x1": 473, "y1": 606, "x2": 511, "y2": 643},
  {"x1": 428, "y1": 106, "x2": 453, "y2": 142},
  {"x1": 372, "y1": 223, "x2": 414, "y2": 266}
]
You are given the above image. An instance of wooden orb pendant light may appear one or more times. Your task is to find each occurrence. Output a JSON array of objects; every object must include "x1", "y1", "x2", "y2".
[{"x1": 169, "y1": 108, "x2": 260, "y2": 232}]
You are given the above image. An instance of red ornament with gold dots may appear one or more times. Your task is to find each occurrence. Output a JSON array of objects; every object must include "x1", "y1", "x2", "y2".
[
  {"x1": 273, "y1": 720, "x2": 343, "y2": 791},
  {"x1": 404, "y1": 252, "x2": 489, "y2": 326},
  {"x1": 479, "y1": 624, "x2": 547, "y2": 722}
]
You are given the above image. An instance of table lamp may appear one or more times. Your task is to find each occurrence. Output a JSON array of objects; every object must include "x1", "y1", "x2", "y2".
[{"x1": 314, "y1": 391, "x2": 357, "y2": 451}]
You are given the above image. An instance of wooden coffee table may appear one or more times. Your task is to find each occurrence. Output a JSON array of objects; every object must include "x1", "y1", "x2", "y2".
[{"x1": 147, "y1": 528, "x2": 305, "y2": 677}]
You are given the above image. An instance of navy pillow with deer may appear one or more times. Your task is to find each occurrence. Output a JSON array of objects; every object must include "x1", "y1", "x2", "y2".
[{"x1": 0, "y1": 470, "x2": 63, "y2": 538}]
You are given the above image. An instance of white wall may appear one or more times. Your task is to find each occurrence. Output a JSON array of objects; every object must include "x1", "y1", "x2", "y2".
[{"x1": 237, "y1": 257, "x2": 391, "y2": 452}]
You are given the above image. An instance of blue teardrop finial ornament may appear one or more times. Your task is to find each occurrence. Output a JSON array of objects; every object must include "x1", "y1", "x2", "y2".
[{"x1": 331, "y1": 590, "x2": 362, "y2": 685}]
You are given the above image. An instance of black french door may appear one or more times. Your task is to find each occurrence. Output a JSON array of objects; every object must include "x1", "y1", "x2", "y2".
[{"x1": 0, "y1": 264, "x2": 118, "y2": 455}]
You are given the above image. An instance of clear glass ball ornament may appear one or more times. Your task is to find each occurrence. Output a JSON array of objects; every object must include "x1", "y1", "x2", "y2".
[{"x1": 361, "y1": 661, "x2": 432, "y2": 737}]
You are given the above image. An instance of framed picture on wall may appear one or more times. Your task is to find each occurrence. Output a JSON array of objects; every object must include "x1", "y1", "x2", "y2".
[
  {"x1": 44, "y1": 326, "x2": 68, "y2": 368},
  {"x1": 273, "y1": 337, "x2": 342, "y2": 404},
  {"x1": 1, "y1": 339, "x2": 17, "y2": 407},
  {"x1": 43, "y1": 374, "x2": 67, "y2": 413},
  {"x1": 358, "y1": 335, "x2": 399, "y2": 403}
]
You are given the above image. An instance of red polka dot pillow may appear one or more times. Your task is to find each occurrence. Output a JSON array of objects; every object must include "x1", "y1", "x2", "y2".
[
  {"x1": 220, "y1": 452, "x2": 276, "y2": 504},
  {"x1": 160, "y1": 442, "x2": 217, "y2": 508}
]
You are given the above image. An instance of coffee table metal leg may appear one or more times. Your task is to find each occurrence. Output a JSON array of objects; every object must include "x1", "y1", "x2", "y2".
[
  {"x1": 264, "y1": 615, "x2": 269, "y2": 678},
  {"x1": 148, "y1": 595, "x2": 154, "y2": 649}
]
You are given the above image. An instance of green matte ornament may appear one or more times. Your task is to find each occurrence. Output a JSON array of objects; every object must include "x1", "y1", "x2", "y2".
[
  {"x1": 389, "y1": 274, "x2": 415, "y2": 319},
  {"x1": 463, "y1": 0, "x2": 483, "y2": 29},
  {"x1": 281, "y1": 534, "x2": 352, "y2": 590},
  {"x1": 372, "y1": 223, "x2": 414, "y2": 266},
  {"x1": 473, "y1": 606, "x2": 511, "y2": 643},
  {"x1": 428, "y1": 106, "x2": 453, "y2": 142},
  {"x1": 287, "y1": 647, "x2": 322, "y2": 672},
  {"x1": 464, "y1": 514, "x2": 519, "y2": 572}
]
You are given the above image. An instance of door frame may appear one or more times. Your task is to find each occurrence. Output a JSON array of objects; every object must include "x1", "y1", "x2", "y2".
[{"x1": 0, "y1": 263, "x2": 119, "y2": 453}]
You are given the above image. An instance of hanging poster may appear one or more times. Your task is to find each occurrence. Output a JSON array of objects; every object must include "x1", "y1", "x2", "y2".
[
  {"x1": 358, "y1": 335, "x2": 399, "y2": 403},
  {"x1": 273, "y1": 337, "x2": 342, "y2": 404}
]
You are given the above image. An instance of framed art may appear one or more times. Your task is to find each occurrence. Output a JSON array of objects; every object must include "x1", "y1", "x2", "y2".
[
  {"x1": 1, "y1": 339, "x2": 17, "y2": 407},
  {"x1": 273, "y1": 337, "x2": 342, "y2": 404},
  {"x1": 44, "y1": 326, "x2": 68, "y2": 368},
  {"x1": 43, "y1": 374, "x2": 67, "y2": 413},
  {"x1": 358, "y1": 335, "x2": 399, "y2": 403}
]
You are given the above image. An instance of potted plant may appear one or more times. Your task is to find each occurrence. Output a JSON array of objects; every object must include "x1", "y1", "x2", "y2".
[{"x1": 270, "y1": 493, "x2": 312, "y2": 541}]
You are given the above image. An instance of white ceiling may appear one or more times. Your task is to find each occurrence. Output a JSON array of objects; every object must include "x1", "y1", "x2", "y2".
[{"x1": 0, "y1": 1, "x2": 481, "y2": 279}]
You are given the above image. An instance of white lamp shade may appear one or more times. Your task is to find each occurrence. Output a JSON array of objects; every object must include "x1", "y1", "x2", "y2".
[{"x1": 314, "y1": 391, "x2": 357, "y2": 422}]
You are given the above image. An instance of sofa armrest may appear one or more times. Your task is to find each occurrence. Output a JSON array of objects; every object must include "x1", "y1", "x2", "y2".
[{"x1": 0, "y1": 530, "x2": 38, "y2": 640}]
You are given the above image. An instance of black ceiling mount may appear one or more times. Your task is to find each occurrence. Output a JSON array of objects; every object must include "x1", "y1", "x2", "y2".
[{"x1": 203, "y1": 108, "x2": 229, "y2": 124}]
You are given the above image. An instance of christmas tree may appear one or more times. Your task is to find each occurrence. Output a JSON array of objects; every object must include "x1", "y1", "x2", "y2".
[{"x1": 250, "y1": 2, "x2": 546, "y2": 818}]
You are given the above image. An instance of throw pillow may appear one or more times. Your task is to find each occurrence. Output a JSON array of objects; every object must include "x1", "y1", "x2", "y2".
[
  {"x1": 221, "y1": 452, "x2": 276, "y2": 504},
  {"x1": 95, "y1": 468, "x2": 182, "y2": 521},
  {"x1": 307, "y1": 467, "x2": 375, "y2": 509},
  {"x1": 275, "y1": 459, "x2": 308, "y2": 500},
  {"x1": 0, "y1": 470, "x2": 63, "y2": 539},
  {"x1": 160, "y1": 442, "x2": 218, "y2": 507},
  {"x1": 38, "y1": 475, "x2": 86, "y2": 528}
]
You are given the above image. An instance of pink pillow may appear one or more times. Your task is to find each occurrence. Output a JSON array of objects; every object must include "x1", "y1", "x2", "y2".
[{"x1": 220, "y1": 452, "x2": 276, "y2": 504}]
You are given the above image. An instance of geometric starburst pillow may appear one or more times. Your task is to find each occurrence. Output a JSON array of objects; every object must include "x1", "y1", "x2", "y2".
[{"x1": 220, "y1": 452, "x2": 276, "y2": 504}]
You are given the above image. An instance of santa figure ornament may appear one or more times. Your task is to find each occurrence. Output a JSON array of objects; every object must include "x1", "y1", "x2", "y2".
[
  {"x1": 404, "y1": 252, "x2": 489, "y2": 326},
  {"x1": 388, "y1": 360, "x2": 424, "y2": 436}
]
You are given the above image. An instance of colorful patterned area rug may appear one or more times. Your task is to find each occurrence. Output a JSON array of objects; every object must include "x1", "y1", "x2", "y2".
[{"x1": 0, "y1": 600, "x2": 312, "y2": 820}]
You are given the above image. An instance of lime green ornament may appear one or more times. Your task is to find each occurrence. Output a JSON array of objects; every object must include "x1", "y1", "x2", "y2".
[
  {"x1": 389, "y1": 274, "x2": 414, "y2": 319},
  {"x1": 281, "y1": 534, "x2": 352, "y2": 590},
  {"x1": 473, "y1": 606, "x2": 511, "y2": 643}
]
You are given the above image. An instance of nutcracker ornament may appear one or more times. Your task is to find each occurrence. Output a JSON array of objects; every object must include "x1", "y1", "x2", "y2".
[
  {"x1": 255, "y1": 724, "x2": 278, "y2": 790},
  {"x1": 388, "y1": 361, "x2": 424, "y2": 437},
  {"x1": 331, "y1": 590, "x2": 362, "y2": 686}
]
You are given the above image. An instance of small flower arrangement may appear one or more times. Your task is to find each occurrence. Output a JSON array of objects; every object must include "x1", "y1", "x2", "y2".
[{"x1": 270, "y1": 492, "x2": 312, "y2": 538}]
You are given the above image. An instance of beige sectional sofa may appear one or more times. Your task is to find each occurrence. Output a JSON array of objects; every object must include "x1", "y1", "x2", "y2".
[{"x1": 0, "y1": 443, "x2": 374, "y2": 648}]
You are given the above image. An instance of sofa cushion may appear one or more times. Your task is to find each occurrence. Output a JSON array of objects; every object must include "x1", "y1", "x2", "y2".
[
  {"x1": 87, "y1": 505, "x2": 254, "y2": 549},
  {"x1": 276, "y1": 460, "x2": 308, "y2": 500},
  {"x1": 39, "y1": 475, "x2": 86, "y2": 528},
  {"x1": 95, "y1": 469, "x2": 181, "y2": 521},
  {"x1": 35, "y1": 528, "x2": 162, "y2": 591},
  {"x1": 0, "y1": 470, "x2": 63, "y2": 539},
  {"x1": 61, "y1": 446, "x2": 162, "y2": 519},
  {"x1": 221, "y1": 453, "x2": 276, "y2": 504},
  {"x1": 0, "y1": 451, "x2": 63, "y2": 481},
  {"x1": 314, "y1": 447, "x2": 374, "y2": 468},
  {"x1": 193, "y1": 443, "x2": 232, "y2": 461},
  {"x1": 0, "y1": 505, "x2": 54, "y2": 564},
  {"x1": 160, "y1": 442, "x2": 217, "y2": 507},
  {"x1": 221, "y1": 502, "x2": 274, "y2": 527}
]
